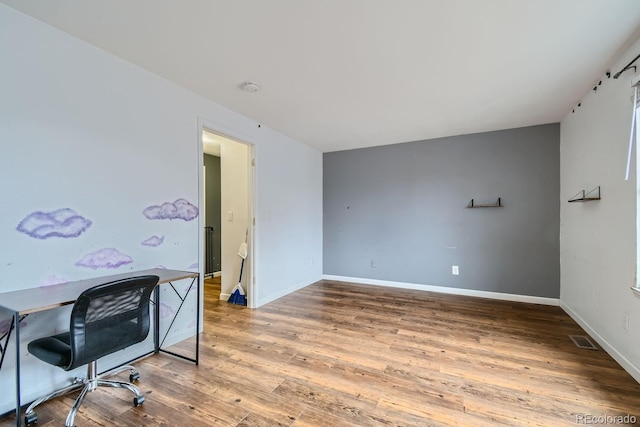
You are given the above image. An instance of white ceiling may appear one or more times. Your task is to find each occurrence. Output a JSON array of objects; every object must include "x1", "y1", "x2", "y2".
[{"x1": 3, "y1": 1, "x2": 640, "y2": 152}]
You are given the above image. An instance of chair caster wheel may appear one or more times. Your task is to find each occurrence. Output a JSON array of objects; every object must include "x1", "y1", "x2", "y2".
[
  {"x1": 129, "y1": 371, "x2": 140, "y2": 382},
  {"x1": 134, "y1": 395, "x2": 145, "y2": 407},
  {"x1": 24, "y1": 411, "x2": 38, "y2": 426}
]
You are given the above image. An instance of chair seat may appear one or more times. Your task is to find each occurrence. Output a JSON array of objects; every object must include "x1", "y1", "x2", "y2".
[
  {"x1": 28, "y1": 333, "x2": 72, "y2": 369},
  {"x1": 28, "y1": 321, "x2": 142, "y2": 371}
]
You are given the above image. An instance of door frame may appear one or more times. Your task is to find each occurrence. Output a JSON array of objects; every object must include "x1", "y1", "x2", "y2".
[{"x1": 197, "y1": 117, "x2": 256, "y2": 316}]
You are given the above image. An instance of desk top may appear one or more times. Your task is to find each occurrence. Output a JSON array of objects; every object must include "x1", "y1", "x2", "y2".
[{"x1": 0, "y1": 268, "x2": 198, "y2": 315}]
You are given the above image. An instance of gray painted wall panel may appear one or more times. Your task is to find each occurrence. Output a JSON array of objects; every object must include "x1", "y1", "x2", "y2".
[
  {"x1": 204, "y1": 154, "x2": 222, "y2": 272},
  {"x1": 323, "y1": 124, "x2": 560, "y2": 298}
]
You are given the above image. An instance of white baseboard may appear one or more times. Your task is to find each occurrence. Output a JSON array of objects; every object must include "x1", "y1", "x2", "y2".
[
  {"x1": 159, "y1": 328, "x2": 197, "y2": 349},
  {"x1": 560, "y1": 302, "x2": 640, "y2": 384},
  {"x1": 322, "y1": 275, "x2": 560, "y2": 306},
  {"x1": 220, "y1": 282, "x2": 312, "y2": 308},
  {"x1": 255, "y1": 279, "x2": 318, "y2": 307}
]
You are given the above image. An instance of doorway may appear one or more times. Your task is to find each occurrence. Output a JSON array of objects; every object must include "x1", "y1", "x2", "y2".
[
  {"x1": 203, "y1": 136, "x2": 222, "y2": 278},
  {"x1": 199, "y1": 124, "x2": 254, "y2": 314}
]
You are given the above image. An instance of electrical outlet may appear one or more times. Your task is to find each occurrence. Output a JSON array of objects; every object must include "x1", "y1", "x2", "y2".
[
  {"x1": 452, "y1": 265, "x2": 459, "y2": 275},
  {"x1": 371, "y1": 259, "x2": 377, "y2": 268},
  {"x1": 623, "y1": 313, "x2": 630, "y2": 331}
]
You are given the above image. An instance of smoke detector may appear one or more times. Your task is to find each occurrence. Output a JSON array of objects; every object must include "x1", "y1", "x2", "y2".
[{"x1": 241, "y1": 81, "x2": 260, "y2": 92}]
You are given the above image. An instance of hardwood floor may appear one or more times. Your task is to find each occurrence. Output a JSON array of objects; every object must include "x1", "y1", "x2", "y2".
[{"x1": 2, "y1": 279, "x2": 639, "y2": 426}]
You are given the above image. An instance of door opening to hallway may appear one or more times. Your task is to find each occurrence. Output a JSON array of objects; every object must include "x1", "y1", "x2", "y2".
[{"x1": 201, "y1": 128, "x2": 253, "y2": 313}]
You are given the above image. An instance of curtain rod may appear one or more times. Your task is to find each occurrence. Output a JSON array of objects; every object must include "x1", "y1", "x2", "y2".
[{"x1": 613, "y1": 53, "x2": 640, "y2": 79}]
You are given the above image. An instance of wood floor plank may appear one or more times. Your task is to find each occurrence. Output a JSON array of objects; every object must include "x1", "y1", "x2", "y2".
[
  {"x1": 294, "y1": 406, "x2": 361, "y2": 427},
  {"x1": 2, "y1": 278, "x2": 639, "y2": 426}
]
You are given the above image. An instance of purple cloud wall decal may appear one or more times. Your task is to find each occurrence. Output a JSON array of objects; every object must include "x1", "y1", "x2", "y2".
[
  {"x1": 142, "y1": 235, "x2": 164, "y2": 247},
  {"x1": 143, "y1": 199, "x2": 198, "y2": 221},
  {"x1": 76, "y1": 248, "x2": 133, "y2": 269},
  {"x1": 0, "y1": 317, "x2": 27, "y2": 336},
  {"x1": 0, "y1": 319, "x2": 10, "y2": 336},
  {"x1": 159, "y1": 302, "x2": 175, "y2": 319},
  {"x1": 16, "y1": 208, "x2": 92, "y2": 239}
]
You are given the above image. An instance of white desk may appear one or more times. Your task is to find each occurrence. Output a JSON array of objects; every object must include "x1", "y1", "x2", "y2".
[{"x1": 0, "y1": 268, "x2": 200, "y2": 427}]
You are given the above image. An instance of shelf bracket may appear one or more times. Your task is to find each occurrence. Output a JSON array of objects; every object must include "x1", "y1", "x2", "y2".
[
  {"x1": 568, "y1": 186, "x2": 601, "y2": 203},
  {"x1": 467, "y1": 197, "x2": 503, "y2": 208}
]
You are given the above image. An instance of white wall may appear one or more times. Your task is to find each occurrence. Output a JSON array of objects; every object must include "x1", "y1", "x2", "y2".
[
  {"x1": 254, "y1": 128, "x2": 324, "y2": 305},
  {"x1": 0, "y1": 4, "x2": 323, "y2": 413},
  {"x1": 560, "y1": 34, "x2": 640, "y2": 382}
]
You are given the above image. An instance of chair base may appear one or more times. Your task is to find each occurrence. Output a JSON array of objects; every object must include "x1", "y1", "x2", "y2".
[{"x1": 24, "y1": 361, "x2": 145, "y2": 427}]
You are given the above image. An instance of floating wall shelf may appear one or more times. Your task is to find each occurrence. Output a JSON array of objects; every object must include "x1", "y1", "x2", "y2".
[
  {"x1": 467, "y1": 198, "x2": 503, "y2": 208},
  {"x1": 568, "y1": 186, "x2": 601, "y2": 203}
]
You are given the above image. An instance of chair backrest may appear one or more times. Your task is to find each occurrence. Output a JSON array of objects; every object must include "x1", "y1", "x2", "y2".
[{"x1": 67, "y1": 275, "x2": 159, "y2": 370}]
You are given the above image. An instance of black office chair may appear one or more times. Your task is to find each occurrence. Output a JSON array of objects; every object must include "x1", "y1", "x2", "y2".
[{"x1": 24, "y1": 275, "x2": 159, "y2": 427}]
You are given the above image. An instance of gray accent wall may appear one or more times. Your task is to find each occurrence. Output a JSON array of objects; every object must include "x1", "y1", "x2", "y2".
[
  {"x1": 204, "y1": 154, "x2": 222, "y2": 273},
  {"x1": 323, "y1": 124, "x2": 560, "y2": 298}
]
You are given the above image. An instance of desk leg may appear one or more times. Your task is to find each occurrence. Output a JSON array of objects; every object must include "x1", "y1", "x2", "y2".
[
  {"x1": 155, "y1": 276, "x2": 199, "y2": 364},
  {"x1": 14, "y1": 312, "x2": 21, "y2": 427},
  {"x1": 154, "y1": 287, "x2": 160, "y2": 354},
  {"x1": 196, "y1": 276, "x2": 200, "y2": 365}
]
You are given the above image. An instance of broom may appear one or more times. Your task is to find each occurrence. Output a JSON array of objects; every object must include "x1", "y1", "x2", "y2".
[{"x1": 228, "y1": 231, "x2": 248, "y2": 306}]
